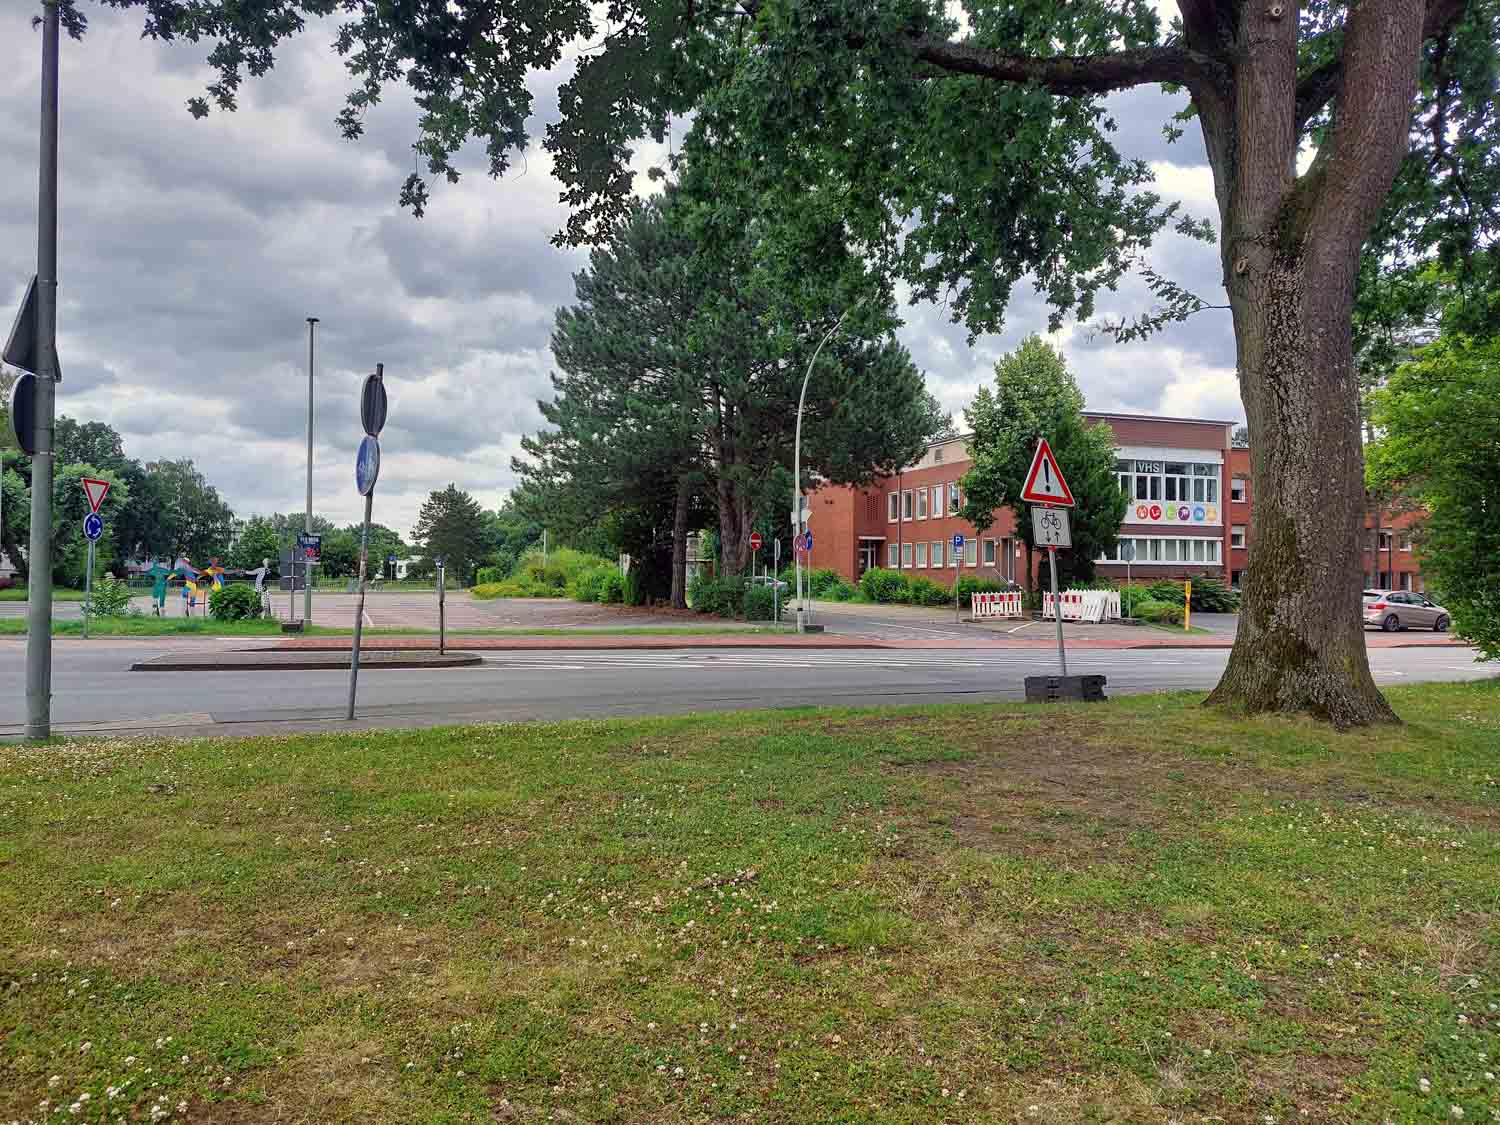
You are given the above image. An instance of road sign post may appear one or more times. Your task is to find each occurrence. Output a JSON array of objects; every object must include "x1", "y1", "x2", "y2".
[
  {"x1": 953, "y1": 533, "x2": 965, "y2": 623},
  {"x1": 81, "y1": 512, "x2": 102, "y2": 640},
  {"x1": 21, "y1": 0, "x2": 61, "y2": 740},
  {"x1": 1047, "y1": 542, "x2": 1067, "y2": 676},
  {"x1": 1019, "y1": 440, "x2": 1077, "y2": 680},
  {"x1": 436, "y1": 557, "x2": 446, "y2": 656},
  {"x1": 773, "y1": 538, "x2": 781, "y2": 624},
  {"x1": 348, "y1": 364, "x2": 386, "y2": 721}
]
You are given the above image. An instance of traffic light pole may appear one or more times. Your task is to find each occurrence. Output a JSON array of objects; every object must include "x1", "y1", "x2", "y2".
[{"x1": 24, "y1": 0, "x2": 60, "y2": 741}]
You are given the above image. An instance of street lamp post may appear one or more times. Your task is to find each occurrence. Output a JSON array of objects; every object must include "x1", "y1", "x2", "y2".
[
  {"x1": 792, "y1": 299, "x2": 863, "y2": 634},
  {"x1": 24, "y1": 0, "x2": 61, "y2": 741},
  {"x1": 304, "y1": 317, "x2": 318, "y2": 625}
]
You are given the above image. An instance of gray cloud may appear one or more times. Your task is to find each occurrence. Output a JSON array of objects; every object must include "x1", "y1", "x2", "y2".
[{"x1": 2, "y1": 7, "x2": 1243, "y2": 539}]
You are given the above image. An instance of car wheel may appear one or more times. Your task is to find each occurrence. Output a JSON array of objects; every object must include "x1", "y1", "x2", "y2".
[
  {"x1": 1435, "y1": 615, "x2": 1449, "y2": 632},
  {"x1": 1382, "y1": 614, "x2": 1400, "y2": 632}
]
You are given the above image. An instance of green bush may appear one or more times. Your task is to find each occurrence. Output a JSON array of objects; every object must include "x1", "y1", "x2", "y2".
[
  {"x1": 1119, "y1": 584, "x2": 1153, "y2": 617},
  {"x1": 1187, "y1": 575, "x2": 1240, "y2": 613},
  {"x1": 804, "y1": 568, "x2": 842, "y2": 597},
  {"x1": 742, "y1": 584, "x2": 776, "y2": 621},
  {"x1": 690, "y1": 575, "x2": 749, "y2": 617},
  {"x1": 599, "y1": 570, "x2": 626, "y2": 604},
  {"x1": 87, "y1": 574, "x2": 135, "y2": 617},
  {"x1": 952, "y1": 575, "x2": 1006, "y2": 609},
  {"x1": 208, "y1": 583, "x2": 262, "y2": 621},
  {"x1": 859, "y1": 568, "x2": 911, "y2": 603},
  {"x1": 1145, "y1": 580, "x2": 1188, "y2": 606},
  {"x1": 1136, "y1": 598, "x2": 1185, "y2": 626},
  {"x1": 906, "y1": 576, "x2": 952, "y2": 607},
  {"x1": 824, "y1": 579, "x2": 858, "y2": 601},
  {"x1": 474, "y1": 566, "x2": 503, "y2": 586},
  {"x1": 623, "y1": 569, "x2": 648, "y2": 607},
  {"x1": 569, "y1": 566, "x2": 610, "y2": 603}
]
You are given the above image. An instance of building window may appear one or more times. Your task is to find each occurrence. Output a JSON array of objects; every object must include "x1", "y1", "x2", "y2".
[
  {"x1": 1400, "y1": 535, "x2": 1412, "y2": 552},
  {"x1": 1231, "y1": 525, "x2": 1246, "y2": 548},
  {"x1": 983, "y1": 539, "x2": 997, "y2": 565},
  {"x1": 1119, "y1": 458, "x2": 1220, "y2": 504},
  {"x1": 887, "y1": 543, "x2": 898, "y2": 568},
  {"x1": 901, "y1": 542, "x2": 913, "y2": 567},
  {"x1": 1378, "y1": 531, "x2": 1393, "y2": 551},
  {"x1": 1099, "y1": 537, "x2": 1221, "y2": 564},
  {"x1": 917, "y1": 488, "x2": 928, "y2": 519},
  {"x1": 915, "y1": 542, "x2": 928, "y2": 568},
  {"x1": 902, "y1": 490, "x2": 914, "y2": 520},
  {"x1": 949, "y1": 483, "x2": 962, "y2": 515},
  {"x1": 931, "y1": 541, "x2": 944, "y2": 568},
  {"x1": 1231, "y1": 478, "x2": 1247, "y2": 502},
  {"x1": 964, "y1": 540, "x2": 977, "y2": 566},
  {"x1": 888, "y1": 492, "x2": 899, "y2": 522},
  {"x1": 931, "y1": 485, "x2": 942, "y2": 516},
  {"x1": 934, "y1": 447, "x2": 944, "y2": 462}
]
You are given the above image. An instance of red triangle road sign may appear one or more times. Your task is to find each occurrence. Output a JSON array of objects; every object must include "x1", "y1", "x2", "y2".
[
  {"x1": 1020, "y1": 438, "x2": 1075, "y2": 507},
  {"x1": 81, "y1": 476, "x2": 110, "y2": 513}
]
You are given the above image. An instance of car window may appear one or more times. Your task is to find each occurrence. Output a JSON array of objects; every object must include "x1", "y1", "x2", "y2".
[
  {"x1": 1394, "y1": 593, "x2": 1415, "y2": 605},
  {"x1": 1362, "y1": 590, "x2": 1383, "y2": 599}
]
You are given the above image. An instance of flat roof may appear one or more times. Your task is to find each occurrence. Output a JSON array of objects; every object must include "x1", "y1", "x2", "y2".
[{"x1": 923, "y1": 410, "x2": 1237, "y2": 450}]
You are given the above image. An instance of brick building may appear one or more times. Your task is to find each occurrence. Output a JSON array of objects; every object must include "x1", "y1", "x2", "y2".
[{"x1": 805, "y1": 410, "x2": 1427, "y2": 591}]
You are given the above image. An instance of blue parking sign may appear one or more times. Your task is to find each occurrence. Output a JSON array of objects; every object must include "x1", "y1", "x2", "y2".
[{"x1": 952, "y1": 533, "x2": 965, "y2": 551}]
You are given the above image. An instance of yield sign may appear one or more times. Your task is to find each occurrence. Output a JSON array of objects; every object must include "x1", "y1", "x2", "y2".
[
  {"x1": 81, "y1": 476, "x2": 110, "y2": 513},
  {"x1": 1020, "y1": 438, "x2": 1075, "y2": 507}
]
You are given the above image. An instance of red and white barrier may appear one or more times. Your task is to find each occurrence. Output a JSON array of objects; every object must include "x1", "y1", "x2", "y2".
[
  {"x1": 971, "y1": 591, "x2": 1024, "y2": 619},
  {"x1": 1041, "y1": 590, "x2": 1122, "y2": 622}
]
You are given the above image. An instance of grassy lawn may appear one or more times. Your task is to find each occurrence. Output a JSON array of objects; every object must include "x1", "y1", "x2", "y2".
[
  {"x1": 0, "y1": 586, "x2": 86, "y2": 602},
  {"x1": 2, "y1": 686, "x2": 1498, "y2": 1123},
  {"x1": 0, "y1": 619, "x2": 790, "y2": 638}
]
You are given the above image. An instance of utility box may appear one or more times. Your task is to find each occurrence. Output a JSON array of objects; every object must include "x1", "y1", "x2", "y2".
[{"x1": 1024, "y1": 674, "x2": 1108, "y2": 703}]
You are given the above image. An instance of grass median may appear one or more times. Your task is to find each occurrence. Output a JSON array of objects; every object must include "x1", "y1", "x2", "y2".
[
  {"x1": 2, "y1": 685, "x2": 1497, "y2": 1122},
  {"x1": 0, "y1": 618, "x2": 792, "y2": 638}
]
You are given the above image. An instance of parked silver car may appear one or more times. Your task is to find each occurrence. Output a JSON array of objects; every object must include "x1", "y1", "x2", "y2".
[{"x1": 1362, "y1": 589, "x2": 1450, "y2": 632}]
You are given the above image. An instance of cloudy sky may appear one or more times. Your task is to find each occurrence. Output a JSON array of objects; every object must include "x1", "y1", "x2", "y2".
[{"x1": 0, "y1": 5, "x2": 1242, "y2": 538}]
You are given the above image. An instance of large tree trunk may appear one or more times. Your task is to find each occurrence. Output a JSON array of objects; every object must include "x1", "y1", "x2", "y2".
[
  {"x1": 1193, "y1": 0, "x2": 1424, "y2": 727},
  {"x1": 670, "y1": 479, "x2": 690, "y2": 610},
  {"x1": 1206, "y1": 265, "x2": 1396, "y2": 726}
]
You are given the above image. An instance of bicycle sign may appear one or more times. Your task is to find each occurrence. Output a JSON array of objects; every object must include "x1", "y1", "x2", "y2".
[{"x1": 1031, "y1": 505, "x2": 1072, "y2": 549}]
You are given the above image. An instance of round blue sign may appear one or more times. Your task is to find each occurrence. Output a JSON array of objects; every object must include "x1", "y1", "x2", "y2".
[
  {"x1": 356, "y1": 435, "x2": 381, "y2": 496},
  {"x1": 952, "y1": 533, "x2": 965, "y2": 550},
  {"x1": 83, "y1": 512, "x2": 103, "y2": 542}
]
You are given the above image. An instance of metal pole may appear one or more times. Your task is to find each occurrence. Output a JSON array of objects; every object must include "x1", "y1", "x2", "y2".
[
  {"x1": 954, "y1": 542, "x2": 961, "y2": 623},
  {"x1": 438, "y1": 564, "x2": 445, "y2": 655},
  {"x1": 1048, "y1": 544, "x2": 1067, "y2": 676},
  {"x1": 24, "y1": 0, "x2": 61, "y2": 740},
  {"x1": 773, "y1": 539, "x2": 780, "y2": 625},
  {"x1": 542, "y1": 528, "x2": 547, "y2": 571},
  {"x1": 346, "y1": 490, "x2": 374, "y2": 720},
  {"x1": 793, "y1": 299, "x2": 862, "y2": 635},
  {"x1": 82, "y1": 538, "x2": 92, "y2": 640},
  {"x1": 304, "y1": 317, "x2": 318, "y2": 625}
]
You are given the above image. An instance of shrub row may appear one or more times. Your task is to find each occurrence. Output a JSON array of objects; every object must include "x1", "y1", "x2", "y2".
[{"x1": 858, "y1": 568, "x2": 1012, "y2": 608}]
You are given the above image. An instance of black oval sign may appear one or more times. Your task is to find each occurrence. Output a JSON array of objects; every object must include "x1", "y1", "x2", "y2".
[
  {"x1": 360, "y1": 373, "x2": 388, "y2": 437},
  {"x1": 8, "y1": 370, "x2": 36, "y2": 455}
]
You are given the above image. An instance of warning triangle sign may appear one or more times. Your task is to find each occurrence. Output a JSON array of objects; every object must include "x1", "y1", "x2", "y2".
[
  {"x1": 1020, "y1": 438, "x2": 1075, "y2": 507},
  {"x1": 81, "y1": 477, "x2": 110, "y2": 513}
]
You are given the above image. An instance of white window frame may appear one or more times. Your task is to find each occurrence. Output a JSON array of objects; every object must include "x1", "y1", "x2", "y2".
[
  {"x1": 982, "y1": 538, "x2": 996, "y2": 565},
  {"x1": 917, "y1": 488, "x2": 928, "y2": 519},
  {"x1": 1400, "y1": 535, "x2": 1412, "y2": 552},
  {"x1": 948, "y1": 484, "x2": 961, "y2": 515},
  {"x1": 915, "y1": 542, "x2": 928, "y2": 568},
  {"x1": 888, "y1": 492, "x2": 899, "y2": 522},
  {"x1": 901, "y1": 542, "x2": 914, "y2": 568},
  {"x1": 1230, "y1": 478, "x2": 1247, "y2": 502},
  {"x1": 887, "y1": 543, "x2": 898, "y2": 568},
  {"x1": 932, "y1": 485, "x2": 943, "y2": 516},
  {"x1": 964, "y1": 540, "x2": 977, "y2": 566},
  {"x1": 931, "y1": 540, "x2": 944, "y2": 568},
  {"x1": 902, "y1": 490, "x2": 914, "y2": 520},
  {"x1": 1231, "y1": 526, "x2": 1246, "y2": 548},
  {"x1": 1098, "y1": 537, "x2": 1222, "y2": 564}
]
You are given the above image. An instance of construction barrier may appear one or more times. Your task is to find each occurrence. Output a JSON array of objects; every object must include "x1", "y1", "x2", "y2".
[
  {"x1": 971, "y1": 591, "x2": 1024, "y2": 619},
  {"x1": 1041, "y1": 589, "x2": 1122, "y2": 623}
]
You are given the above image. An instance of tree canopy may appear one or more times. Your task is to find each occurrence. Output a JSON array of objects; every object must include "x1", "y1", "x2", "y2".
[
  {"x1": 960, "y1": 337, "x2": 1127, "y2": 587},
  {"x1": 413, "y1": 484, "x2": 490, "y2": 584}
]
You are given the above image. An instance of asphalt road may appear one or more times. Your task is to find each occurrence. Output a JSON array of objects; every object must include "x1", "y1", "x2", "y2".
[{"x1": 0, "y1": 640, "x2": 1490, "y2": 739}]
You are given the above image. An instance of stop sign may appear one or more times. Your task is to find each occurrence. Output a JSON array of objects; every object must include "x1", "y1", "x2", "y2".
[{"x1": 749, "y1": 532, "x2": 763, "y2": 551}]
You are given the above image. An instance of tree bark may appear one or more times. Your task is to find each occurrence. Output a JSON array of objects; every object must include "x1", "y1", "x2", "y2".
[
  {"x1": 1192, "y1": 0, "x2": 1427, "y2": 727},
  {"x1": 670, "y1": 478, "x2": 690, "y2": 610}
]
